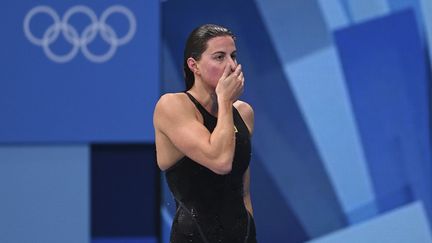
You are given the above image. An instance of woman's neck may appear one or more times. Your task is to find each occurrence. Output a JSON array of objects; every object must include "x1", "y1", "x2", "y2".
[{"x1": 188, "y1": 82, "x2": 219, "y2": 117}]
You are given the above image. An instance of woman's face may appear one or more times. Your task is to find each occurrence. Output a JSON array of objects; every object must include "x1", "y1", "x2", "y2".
[{"x1": 196, "y1": 36, "x2": 237, "y2": 89}]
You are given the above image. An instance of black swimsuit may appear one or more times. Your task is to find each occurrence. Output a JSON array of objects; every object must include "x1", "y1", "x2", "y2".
[{"x1": 165, "y1": 92, "x2": 257, "y2": 243}]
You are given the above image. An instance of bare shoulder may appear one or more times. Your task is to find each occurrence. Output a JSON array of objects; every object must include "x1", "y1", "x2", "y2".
[
  {"x1": 234, "y1": 100, "x2": 254, "y2": 120},
  {"x1": 153, "y1": 93, "x2": 195, "y2": 128},
  {"x1": 155, "y1": 92, "x2": 190, "y2": 109},
  {"x1": 234, "y1": 100, "x2": 254, "y2": 134}
]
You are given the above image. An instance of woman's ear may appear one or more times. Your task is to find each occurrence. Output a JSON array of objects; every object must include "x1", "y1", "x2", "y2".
[{"x1": 187, "y1": 57, "x2": 199, "y2": 75}]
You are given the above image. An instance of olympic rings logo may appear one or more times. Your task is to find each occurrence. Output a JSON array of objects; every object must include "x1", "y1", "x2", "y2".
[{"x1": 23, "y1": 5, "x2": 136, "y2": 63}]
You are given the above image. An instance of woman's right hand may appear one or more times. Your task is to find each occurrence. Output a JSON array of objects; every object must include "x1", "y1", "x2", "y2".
[{"x1": 215, "y1": 64, "x2": 244, "y2": 103}]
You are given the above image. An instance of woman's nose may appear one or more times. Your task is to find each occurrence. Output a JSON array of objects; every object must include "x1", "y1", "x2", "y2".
[{"x1": 228, "y1": 57, "x2": 237, "y2": 71}]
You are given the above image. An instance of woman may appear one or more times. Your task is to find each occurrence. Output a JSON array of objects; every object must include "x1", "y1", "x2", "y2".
[{"x1": 154, "y1": 24, "x2": 257, "y2": 243}]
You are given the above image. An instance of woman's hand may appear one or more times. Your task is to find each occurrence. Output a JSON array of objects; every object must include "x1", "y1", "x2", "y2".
[{"x1": 216, "y1": 64, "x2": 244, "y2": 103}]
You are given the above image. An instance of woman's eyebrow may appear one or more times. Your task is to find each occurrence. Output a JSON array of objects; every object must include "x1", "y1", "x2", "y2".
[
  {"x1": 211, "y1": 51, "x2": 226, "y2": 55},
  {"x1": 211, "y1": 50, "x2": 237, "y2": 55}
]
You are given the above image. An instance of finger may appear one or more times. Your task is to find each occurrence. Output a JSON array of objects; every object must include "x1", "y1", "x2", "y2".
[
  {"x1": 238, "y1": 71, "x2": 244, "y2": 82},
  {"x1": 220, "y1": 64, "x2": 231, "y2": 81},
  {"x1": 233, "y1": 64, "x2": 242, "y2": 77}
]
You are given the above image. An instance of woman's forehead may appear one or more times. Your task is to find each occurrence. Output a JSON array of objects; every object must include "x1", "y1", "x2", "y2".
[{"x1": 205, "y1": 36, "x2": 236, "y2": 52}]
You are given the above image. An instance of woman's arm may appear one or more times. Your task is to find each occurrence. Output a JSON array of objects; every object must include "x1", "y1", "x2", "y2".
[
  {"x1": 234, "y1": 100, "x2": 255, "y2": 216},
  {"x1": 243, "y1": 166, "x2": 254, "y2": 216},
  {"x1": 154, "y1": 93, "x2": 234, "y2": 175}
]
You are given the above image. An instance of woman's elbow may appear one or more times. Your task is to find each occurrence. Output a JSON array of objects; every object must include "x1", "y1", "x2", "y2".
[
  {"x1": 204, "y1": 149, "x2": 234, "y2": 175},
  {"x1": 212, "y1": 159, "x2": 233, "y2": 175}
]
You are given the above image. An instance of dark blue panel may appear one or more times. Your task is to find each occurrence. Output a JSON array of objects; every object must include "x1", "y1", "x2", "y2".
[
  {"x1": 0, "y1": 0, "x2": 159, "y2": 142},
  {"x1": 92, "y1": 237, "x2": 157, "y2": 243},
  {"x1": 387, "y1": 0, "x2": 426, "y2": 42},
  {"x1": 91, "y1": 144, "x2": 159, "y2": 237},
  {"x1": 335, "y1": 9, "x2": 432, "y2": 219}
]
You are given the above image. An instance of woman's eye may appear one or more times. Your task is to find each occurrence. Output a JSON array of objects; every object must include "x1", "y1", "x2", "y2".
[{"x1": 215, "y1": 55, "x2": 224, "y2": 60}]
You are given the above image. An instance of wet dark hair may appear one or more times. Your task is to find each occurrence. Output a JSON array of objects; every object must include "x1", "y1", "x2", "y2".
[{"x1": 183, "y1": 24, "x2": 236, "y2": 90}]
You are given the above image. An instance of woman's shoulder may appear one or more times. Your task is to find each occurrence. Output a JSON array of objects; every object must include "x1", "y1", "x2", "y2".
[
  {"x1": 234, "y1": 100, "x2": 254, "y2": 133},
  {"x1": 154, "y1": 92, "x2": 195, "y2": 119},
  {"x1": 157, "y1": 92, "x2": 189, "y2": 103},
  {"x1": 234, "y1": 100, "x2": 254, "y2": 117},
  {"x1": 156, "y1": 92, "x2": 191, "y2": 109}
]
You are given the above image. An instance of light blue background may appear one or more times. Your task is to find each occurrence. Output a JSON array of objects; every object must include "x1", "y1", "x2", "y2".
[{"x1": 0, "y1": 0, "x2": 159, "y2": 143}]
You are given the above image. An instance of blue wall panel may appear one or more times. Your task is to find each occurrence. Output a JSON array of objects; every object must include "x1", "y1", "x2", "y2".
[
  {"x1": 0, "y1": 0, "x2": 159, "y2": 143},
  {"x1": 335, "y1": 9, "x2": 432, "y2": 220},
  {"x1": 309, "y1": 202, "x2": 432, "y2": 243},
  {"x1": 0, "y1": 145, "x2": 89, "y2": 243},
  {"x1": 317, "y1": 0, "x2": 350, "y2": 30},
  {"x1": 254, "y1": 0, "x2": 331, "y2": 63},
  {"x1": 344, "y1": 0, "x2": 389, "y2": 23},
  {"x1": 388, "y1": 0, "x2": 426, "y2": 41},
  {"x1": 251, "y1": 152, "x2": 308, "y2": 242},
  {"x1": 284, "y1": 46, "x2": 377, "y2": 224}
]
